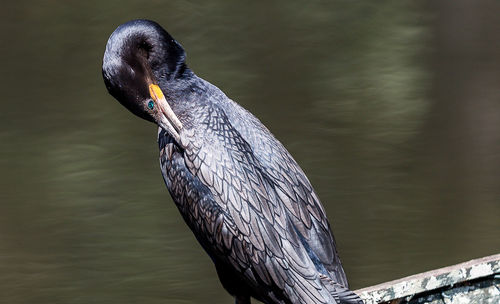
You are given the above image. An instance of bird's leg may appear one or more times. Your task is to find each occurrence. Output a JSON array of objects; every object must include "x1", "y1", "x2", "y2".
[{"x1": 235, "y1": 295, "x2": 251, "y2": 304}]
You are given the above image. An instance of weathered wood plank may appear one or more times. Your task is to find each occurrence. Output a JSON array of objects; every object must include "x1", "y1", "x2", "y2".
[{"x1": 355, "y1": 253, "x2": 500, "y2": 304}]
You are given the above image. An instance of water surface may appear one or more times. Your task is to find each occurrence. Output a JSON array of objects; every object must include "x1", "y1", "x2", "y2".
[{"x1": 1, "y1": 1, "x2": 499, "y2": 303}]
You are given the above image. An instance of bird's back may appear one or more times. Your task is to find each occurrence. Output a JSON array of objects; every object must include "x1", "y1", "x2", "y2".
[
  {"x1": 158, "y1": 77, "x2": 362, "y2": 303},
  {"x1": 213, "y1": 86, "x2": 349, "y2": 287}
]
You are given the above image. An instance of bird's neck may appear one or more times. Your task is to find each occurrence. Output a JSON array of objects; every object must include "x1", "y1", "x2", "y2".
[
  {"x1": 160, "y1": 71, "x2": 228, "y2": 131},
  {"x1": 160, "y1": 68, "x2": 194, "y2": 101},
  {"x1": 161, "y1": 71, "x2": 223, "y2": 110}
]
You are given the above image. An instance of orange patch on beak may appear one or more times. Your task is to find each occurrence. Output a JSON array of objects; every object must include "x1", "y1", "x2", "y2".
[{"x1": 149, "y1": 84, "x2": 165, "y2": 102}]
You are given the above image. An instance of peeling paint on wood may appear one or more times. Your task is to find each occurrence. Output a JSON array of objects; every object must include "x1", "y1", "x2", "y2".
[{"x1": 355, "y1": 254, "x2": 500, "y2": 304}]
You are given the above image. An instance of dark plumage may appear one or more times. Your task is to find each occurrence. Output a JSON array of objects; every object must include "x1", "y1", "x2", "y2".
[{"x1": 102, "y1": 19, "x2": 363, "y2": 304}]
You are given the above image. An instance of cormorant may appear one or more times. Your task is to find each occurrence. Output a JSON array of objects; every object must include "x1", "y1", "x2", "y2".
[{"x1": 102, "y1": 19, "x2": 363, "y2": 304}]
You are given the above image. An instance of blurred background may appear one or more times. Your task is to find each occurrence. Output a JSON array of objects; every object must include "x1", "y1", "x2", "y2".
[{"x1": 1, "y1": 1, "x2": 499, "y2": 303}]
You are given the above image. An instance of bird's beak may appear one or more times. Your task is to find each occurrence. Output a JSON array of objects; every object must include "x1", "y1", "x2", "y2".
[{"x1": 149, "y1": 84, "x2": 183, "y2": 143}]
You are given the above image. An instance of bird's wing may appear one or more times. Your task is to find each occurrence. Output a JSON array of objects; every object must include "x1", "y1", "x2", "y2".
[
  {"x1": 220, "y1": 99, "x2": 349, "y2": 287},
  {"x1": 175, "y1": 104, "x2": 338, "y2": 303}
]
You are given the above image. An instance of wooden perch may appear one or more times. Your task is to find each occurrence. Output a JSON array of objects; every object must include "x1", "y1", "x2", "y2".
[{"x1": 355, "y1": 253, "x2": 500, "y2": 304}]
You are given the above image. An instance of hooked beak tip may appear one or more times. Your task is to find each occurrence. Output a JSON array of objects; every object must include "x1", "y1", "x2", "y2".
[{"x1": 148, "y1": 84, "x2": 184, "y2": 142}]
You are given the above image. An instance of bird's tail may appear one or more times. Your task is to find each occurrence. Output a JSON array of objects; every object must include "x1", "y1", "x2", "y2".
[{"x1": 319, "y1": 274, "x2": 364, "y2": 304}]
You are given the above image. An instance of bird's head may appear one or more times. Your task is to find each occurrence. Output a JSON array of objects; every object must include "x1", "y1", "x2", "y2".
[{"x1": 102, "y1": 19, "x2": 185, "y2": 140}]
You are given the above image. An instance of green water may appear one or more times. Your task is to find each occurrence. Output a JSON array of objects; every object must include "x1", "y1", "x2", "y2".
[{"x1": 1, "y1": 1, "x2": 499, "y2": 303}]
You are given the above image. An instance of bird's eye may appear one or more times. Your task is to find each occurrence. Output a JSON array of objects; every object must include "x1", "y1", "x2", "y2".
[{"x1": 148, "y1": 100, "x2": 155, "y2": 110}]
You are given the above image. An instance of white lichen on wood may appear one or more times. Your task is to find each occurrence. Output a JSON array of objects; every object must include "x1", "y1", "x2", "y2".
[{"x1": 356, "y1": 253, "x2": 500, "y2": 304}]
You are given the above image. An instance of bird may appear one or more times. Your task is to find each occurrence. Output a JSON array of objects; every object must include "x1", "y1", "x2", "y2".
[{"x1": 102, "y1": 19, "x2": 363, "y2": 304}]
